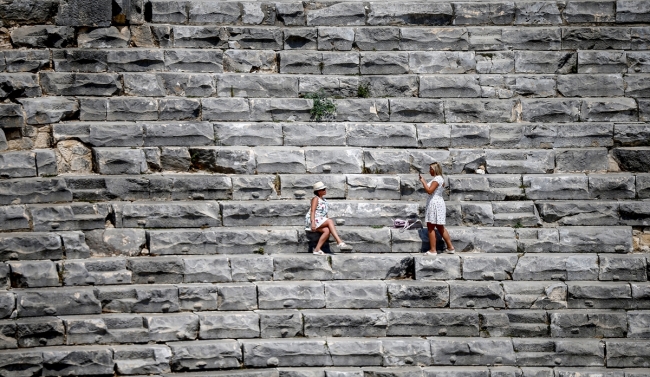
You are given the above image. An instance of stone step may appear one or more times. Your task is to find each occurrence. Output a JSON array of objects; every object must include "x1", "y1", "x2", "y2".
[
  {"x1": 1, "y1": 338, "x2": 649, "y2": 374},
  {"x1": 3, "y1": 173, "x2": 646, "y2": 205},
  {"x1": 6, "y1": 251, "x2": 647, "y2": 289},
  {"x1": 2, "y1": 308, "x2": 650, "y2": 351},
  {"x1": 0, "y1": 225, "x2": 634, "y2": 261}
]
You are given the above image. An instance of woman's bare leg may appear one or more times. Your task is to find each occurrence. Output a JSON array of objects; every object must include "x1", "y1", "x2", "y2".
[
  {"x1": 317, "y1": 219, "x2": 343, "y2": 244},
  {"x1": 427, "y1": 222, "x2": 437, "y2": 252},
  {"x1": 436, "y1": 225, "x2": 454, "y2": 250},
  {"x1": 314, "y1": 227, "x2": 330, "y2": 252}
]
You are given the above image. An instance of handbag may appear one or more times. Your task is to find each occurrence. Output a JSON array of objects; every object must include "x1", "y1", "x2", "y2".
[{"x1": 392, "y1": 218, "x2": 423, "y2": 232}]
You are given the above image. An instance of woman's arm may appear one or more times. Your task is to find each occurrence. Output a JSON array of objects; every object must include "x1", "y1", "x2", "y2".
[
  {"x1": 419, "y1": 175, "x2": 439, "y2": 195},
  {"x1": 310, "y1": 197, "x2": 319, "y2": 230}
]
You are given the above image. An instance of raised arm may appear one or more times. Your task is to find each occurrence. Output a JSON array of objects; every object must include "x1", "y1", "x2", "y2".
[{"x1": 419, "y1": 175, "x2": 439, "y2": 195}]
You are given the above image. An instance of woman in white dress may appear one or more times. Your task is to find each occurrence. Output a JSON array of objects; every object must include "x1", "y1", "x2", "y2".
[
  {"x1": 419, "y1": 162, "x2": 455, "y2": 255},
  {"x1": 305, "y1": 181, "x2": 350, "y2": 255}
]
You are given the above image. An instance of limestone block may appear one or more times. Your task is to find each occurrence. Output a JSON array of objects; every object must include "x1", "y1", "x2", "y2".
[
  {"x1": 157, "y1": 72, "x2": 216, "y2": 97},
  {"x1": 502, "y1": 28, "x2": 562, "y2": 50},
  {"x1": 334, "y1": 99, "x2": 390, "y2": 122},
  {"x1": 360, "y1": 52, "x2": 408, "y2": 75},
  {"x1": 0, "y1": 151, "x2": 36, "y2": 179},
  {"x1": 476, "y1": 52, "x2": 514, "y2": 74},
  {"x1": 513, "y1": 254, "x2": 599, "y2": 281},
  {"x1": 11, "y1": 25, "x2": 74, "y2": 48},
  {"x1": 0, "y1": 104, "x2": 26, "y2": 129},
  {"x1": 306, "y1": 2, "x2": 365, "y2": 26},
  {"x1": 4, "y1": 50, "x2": 50, "y2": 73},
  {"x1": 106, "y1": 97, "x2": 157, "y2": 121},
  {"x1": 639, "y1": 174, "x2": 650, "y2": 198},
  {"x1": 558, "y1": 74, "x2": 624, "y2": 97},
  {"x1": 567, "y1": 281, "x2": 633, "y2": 309},
  {"x1": 563, "y1": 1, "x2": 615, "y2": 23},
  {"x1": 78, "y1": 27, "x2": 130, "y2": 48},
  {"x1": 331, "y1": 254, "x2": 413, "y2": 280},
  {"x1": 387, "y1": 281, "x2": 449, "y2": 308},
  {"x1": 273, "y1": 255, "x2": 333, "y2": 281},
  {"x1": 523, "y1": 174, "x2": 589, "y2": 200},
  {"x1": 114, "y1": 201, "x2": 221, "y2": 228},
  {"x1": 381, "y1": 337, "x2": 431, "y2": 367},
  {"x1": 93, "y1": 147, "x2": 147, "y2": 175},
  {"x1": 163, "y1": 49, "x2": 223, "y2": 72},
  {"x1": 449, "y1": 174, "x2": 522, "y2": 201},
  {"x1": 0, "y1": 206, "x2": 30, "y2": 232},
  {"x1": 142, "y1": 121, "x2": 213, "y2": 146},
  {"x1": 257, "y1": 281, "x2": 325, "y2": 309},
  {"x1": 606, "y1": 339, "x2": 650, "y2": 367},
  {"x1": 42, "y1": 346, "x2": 113, "y2": 376},
  {"x1": 255, "y1": 147, "x2": 306, "y2": 174},
  {"x1": 479, "y1": 310, "x2": 549, "y2": 338},
  {"x1": 354, "y1": 27, "x2": 399, "y2": 50},
  {"x1": 190, "y1": 146, "x2": 255, "y2": 174},
  {"x1": 559, "y1": 226, "x2": 632, "y2": 253},
  {"x1": 217, "y1": 282, "x2": 257, "y2": 310},
  {"x1": 512, "y1": 338, "x2": 605, "y2": 367},
  {"x1": 228, "y1": 255, "x2": 272, "y2": 282},
  {"x1": 347, "y1": 123, "x2": 417, "y2": 148},
  {"x1": 218, "y1": 75, "x2": 297, "y2": 98},
  {"x1": 328, "y1": 338, "x2": 382, "y2": 367},
  {"x1": 325, "y1": 280, "x2": 387, "y2": 309},
  {"x1": 581, "y1": 98, "x2": 638, "y2": 122},
  {"x1": 429, "y1": 337, "x2": 515, "y2": 366},
  {"x1": 15, "y1": 317, "x2": 64, "y2": 347},
  {"x1": 158, "y1": 99, "x2": 200, "y2": 121},
  {"x1": 63, "y1": 313, "x2": 147, "y2": 345},
  {"x1": 322, "y1": 51, "x2": 359, "y2": 75},
  {"x1": 232, "y1": 175, "x2": 278, "y2": 200},
  {"x1": 0, "y1": 291, "x2": 14, "y2": 319},
  {"x1": 317, "y1": 27, "x2": 353, "y2": 51},
  {"x1": 250, "y1": 98, "x2": 312, "y2": 122},
  {"x1": 550, "y1": 310, "x2": 627, "y2": 338},
  {"x1": 227, "y1": 27, "x2": 282, "y2": 50},
  {"x1": 387, "y1": 308, "x2": 476, "y2": 337},
  {"x1": 515, "y1": 2, "x2": 562, "y2": 24},
  {"x1": 62, "y1": 258, "x2": 131, "y2": 286},
  {"x1": 449, "y1": 281, "x2": 505, "y2": 308},
  {"x1": 445, "y1": 99, "x2": 517, "y2": 123},
  {"x1": 331, "y1": 200, "x2": 419, "y2": 226},
  {"x1": 535, "y1": 200, "x2": 619, "y2": 226},
  {"x1": 0, "y1": 320, "x2": 16, "y2": 349},
  {"x1": 59, "y1": 231, "x2": 91, "y2": 259},
  {"x1": 365, "y1": 367, "x2": 423, "y2": 377},
  {"x1": 633, "y1": 282, "x2": 650, "y2": 309},
  {"x1": 182, "y1": 256, "x2": 230, "y2": 283},
  {"x1": 492, "y1": 201, "x2": 541, "y2": 227},
  {"x1": 368, "y1": 3, "x2": 452, "y2": 25},
  {"x1": 629, "y1": 51, "x2": 650, "y2": 73},
  {"x1": 345, "y1": 175, "x2": 400, "y2": 200},
  {"x1": 169, "y1": 339, "x2": 242, "y2": 371},
  {"x1": 277, "y1": 3, "x2": 306, "y2": 26},
  {"x1": 617, "y1": 0, "x2": 650, "y2": 22},
  {"x1": 30, "y1": 202, "x2": 110, "y2": 231},
  {"x1": 178, "y1": 284, "x2": 218, "y2": 311},
  {"x1": 620, "y1": 201, "x2": 650, "y2": 226},
  {"x1": 0, "y1": 178, "x2": 72, "y2": 206},
  {"x1": 111, "y1": 344, "x2": 171, "y2": 375},
  {"x1": 143, "y1": 313, "x2": 198, "y2": 342},
  {"x1": 627, "y1": 311, "x2": 650, "y2": 338},
  {"x1": 364, "y1": 149, "x2": 411, "y2": 174},
  {"x1": 423, "y1": 367, "x2": 490, "y2": 377},
  {"x1": 466, "y1": 27, "x2": 506, "y2": 50},
  {"x1": 461, "y1": 254, "x2": 518, "y2": 280},
  {"x1": 280, "y1": 174, "x2": 346, "y2": 200},
  {"x1": 96, "y1": 284, "x2": 180, "y2": 313},
  {"x1": 141, "y1": 229, "x2": 212, "y2": 256},
  {"x1": 40, "y1": 72, "x2": 121, "y2": 96},
  {"x1": 258, "y1": 309, "x2": 303, "y2": 338},
  {"x1": 461, "y1": 202, "x2": 494, "y2": 226},
  {"x1": 390, "y1": 228, "x2": 430, "y2": 254},
  {"x1": 415, "y1": 255, "x2": 461, "y2": 280},
  {"x1": 302, "y1": 309, "x2": 386, "y2": 337},
  {"x1": 577, "y1": 50, "x2": 627, "y2": 73},
  {"x1": 588, "y1": 173, "x2": 636, "y2": 199},
  {"x1": 221, "y1": 201, "x2": 304, "y2": 226},
  {"x1": 129, "y1": 256, "x2": 183, "y2": 284},
  {"x1": 242, "y1": 338, "x2": 332, "y2": 367},
  {"x1": 563, "y1": 27, "x2": 631, "y2": 50},
  {"x1": 284, "y1": 123, "x2": 346, "y2": 146},
  {"x1": 452, "y1": 2, "x2": 515, "y2": 25},
  {"x1": 304, "y1": 147, "x2": 363, "y2": 173},
  {"x1": 613, "y1": 147, "x2": 650, "y2": 172},
  {"x1": 35, "y1": 149, "x2": 57, "y2": 177},
  {"x1": 198, "y1": 311, "x2": 259, "y2": 339},
  {"x1": 409, "y1": 52, "x2": 475, "y2": 73},
  {"x1": 284, "y1": 28, "x2": 317, "y2": 49},
  {"x1": 420, "y1": 75, "x2": 481, "y2": 98},
  {"x1": 614, "y1": 124, "x2": 650, "y2": 146},
  {"x1": 521, "y1": 99, "x2": 581, "y2": 122},
  {"x1": 0, "y1": 73, "x2": 41, "y2": 100},
  {"x1": 280, "y1": 51, "x2": 322, "y2": 74},
  {"x1": 16, "y1": 287, "x2": 100, "y2": 317},
  {"x1": 224, "y1": 50, "x2": 277, "y2": 73},
  {"x1": 152, "y1": 174, "x2": 232, "y2": 200},
  {"x1": 151, "y1": 25, "x2": 172, "y2": 48},
  {"x1": 391, "y1": 100, "x2": 445, "y2": 123}
]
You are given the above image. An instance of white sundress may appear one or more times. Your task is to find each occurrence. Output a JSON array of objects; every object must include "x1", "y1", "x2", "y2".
[
  {"x1": 425, "y1": 176, "x2": 446, "y2": 225},
  {"x1": 305, "y1": 197, "x2": 329, "y2": 230}
]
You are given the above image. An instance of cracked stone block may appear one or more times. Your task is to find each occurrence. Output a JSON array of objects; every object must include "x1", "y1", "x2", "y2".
[
  {"x1": 4, "y1": 50, "x2": 50, "y2": 73},
  {"x1": 169, "y1": 339, "x2": 242, "y2": 371},
  {"x1": 11, "y1": 25, "x2": 74, "y2": 48},
  {"x1": 188, "y1": 1, "x2": 238, "y2": 24},
  {"x1": 62, "y1": 313, "x2": 147, "y2": 345},
  {"x1": 114, "y1": 201, "x2": 221, "y2": 228},
  {"x1": 325, "y1": 281, "x2": 387, "y2": 309},
  {"x1": 217, "y1": 282, "x2": 258, "y2": 311},
  {"x1": 30, "y1": 202, "x2": 111, "y2": 231},
  {"x1": 535, "y1": 201, "x2": 619, "y2": 226},
  {"x1": 273, "y1": 255, "x2": 333, "y2": 281},
  {"x1": 111, "y1": 344, "x2": 171, "y2": 375},
  {"x1": 258, "y1": 309, "x2": 303, "y2": 338},
  {"x1": 306, "y1": 2, "x2": 365, "y2": 26},
  {"x1": 230, "y1": 255, "x2": 273, "y2": 282},
  {"x1": 558, "y1": 226, "x2": 632, "y2": 253},
  {"x1": 429, "y1": 337, "x2": 515, "y2": 366},
  {"x1": 198, "y1": 311, "x2": 259, "y2": 339},
  {"x1": 182, "y1": 256, "x2": 230, "y2": 283},
  {"x1": 42, "y1": 346, "x2": 113, "y2": 376},
  {"x1": 223, "y1": 49, "x2": 277, "y2": 73},
  {"x1": 331, "y1": 254, "x2": 413, "y2": 280},
  {"x1": 277, "y1": 2, "x2": 305, "y2": 26},
  {"x1": 549, "y1": 310, "x2": 626, "y2": 338},
  {"x1": 144, "y1": 313, "x2": 198, "y2": 342},
  {"x1": 606, "y1": 339, "x2": 650, "y2": 367},
  {"x1": 329, "y1": 338, "x2": 382, "y2": 367},
  {"x1": 462, "y1": 254, "x2": 518, "y2": 281},
  {"x1": 40, "y1": 73, "x2": 121, "y2": 96},
  {"x1": 0, "y1": 151, "x2": 36, "y2": 179},
  {"x1": 15, "y1": 317, "x2": 64, "y2": 347},
  {"x1": 0, "y1": 178, "x2": 72, "y2": 206},
  {"x1": 78, "y1": 26, "x2": 130, "y2": 48},
  {"x1": 16, "y1": 287, "x2": 100, "y2": 317},
  {"x1": 568, "y1": 281, "x2": 633, "y2": 309},
  {"x1": 449, "y1": 281, "x2": 505, "y2": 309},
  {"x1": 599, "y1": 254, "x2": 647, "y2": 281},
  {"x1": 96, "y1": 284, "x2": 180, "y2": 313},
  {"x1": 387, "y1": 281, "x2": 449, "y2": 308},
  {"x1": 479, "y1": 310, "x2": 549, "y2": 338},
  {"x1": 513, "y1": 254, "x2": 599, "y2": 281},
  {"x1": 303, "y1": 309, "x2": 386, "y2": 338},
  {"x1": 178, "y1": 284, "x2": 218, "y2": 311},
  {"x1": 415, "y1": 255, "x2": 461, "y2": 280},
  {"x1": 128, "y1": 256, "x2": 183, "y2": 284},
  {"x1": 516, "y1": 229, "x2": 560, "y2": 253}
]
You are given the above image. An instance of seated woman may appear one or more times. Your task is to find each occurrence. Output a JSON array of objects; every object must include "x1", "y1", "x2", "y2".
[{"x1": 305, "y1": 181, "x2": 351, "y2": 255}]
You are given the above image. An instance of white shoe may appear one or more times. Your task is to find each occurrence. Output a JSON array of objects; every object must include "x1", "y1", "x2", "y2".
[
  {"x1": 425, "y1": 250, "x2": 437, "y2": 255},
  {"x1": 313, "y1": 249, "x2": 326, "y2": 255},
  {"x1": 445, "y1": 248, "x2": 456, "y2": 254},
  {"x1": 337, "y1": 242, "x2": 352, "y2": 250}
]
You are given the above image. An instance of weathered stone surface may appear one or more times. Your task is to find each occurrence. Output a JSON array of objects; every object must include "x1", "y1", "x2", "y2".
[
  {"x1": 62, "y1": 257, "x2": 131, "y2": 286},
  {"x1": 9, "y1": 260, "x2": 60, "y2": 288},
  {"x1": 555, "y1": 148, "x2": 609, "y2": 172},
  {"x1": 581, "y1": 98, "x2": 638, "y2": 122},
  {"x1": 325, "y1": 281, "x2": 387, "y2": 309},
  {"x1": 0, "y1": 178, "x2": 72, "y2": 205},
  {"x1": 613, "y1": 147, "x2": 650, "y2": 172},
  {"x1": 564, "y1": 1, "x2": 615, "y2": 23},
  {"x1": 387, "y1": 281, "x2": 449, "y2": 308},
  {"x1": 114, "y1": 201, "x2": 221, "y2": 228},
  {"x1": 42, "y1": 346, "x2": 114, "y2": 376},
  {"x1": 306, "y1": 2, "x2": 365, "y2": 26},
  {"x1": 588, "y1": 173, "x2": 636, "y2": 199},
  {"x1": 430, "y1": 337, "x2": 515, "y2": 366},
  {"x1": 0, "y1": 151, "x2": 36, "y2": 179},
  {"x1": 96, "y1": 284, "x2": 180, "y2": 313},
  {"x1": 217, "y1": 283, "x2": 257, "y2": 311},
  {"x1": 568, "y1": 281, "x2": 633, "y2": 309},
  {"x1": 452, "y1": 2, "x2": 515, "y2": 25},
  {"x1": 445, "y1": 99, "x2": 517, "y2": 123},
  {"x1": 224, "y1": 50, "x2": 278, "y2": 73},
  {"x1": 606, "y1": 340, "x2": 650, "y2": 367},
  {"x1": 522, "y1": 99, "x2": 581, "y2": 122},
  {"x1": 93, "y1": 147, "x2": 147, "y2": 175},
  {"x1": 242, "y1": 338, "x2": 332, "y2": 367},
  {"x1": 15, "y1": 317, "x2": 64, "y2": 347},
  {"x1": 559, "y1": 226, "x2": 632, "y2": 253},
  {"x1": 415, "y1": 255, "x2": 461, "y2": 280},
  {"x1": 410, "y1": 51, "x2": 475, "y2": 73},
  {"x1": 480, "y1": 310, "x2": 549, "y2": 338},
  {"x1": 16, "y1": 287, "x2": 101, "y2": 317},
  {"x1": 78, "y1": 27, "x2": 130, "y2": 48},
  {"x1": 303, "y1": 309, "x2": 386, "y2": 337},
  {"x1": 535, "y1": 201, "x2": 619, "y2": 226},
  {"x1": 449, "y1": 281, "x2": 505, "y2": 308},
  {"x1": 273, "y1": 255, "x2": 333, "y2": 281},
  {"x1": 169, "y1": 339, "x2": 242, "y2": 371},
  {"x1": 330, "y1": 254, "x2": 413, "y2": 280},
  {"x1": 11, "y1": 25, "x2": 74, "y2": 48},
  {"x1": 111, "y1": 344, "x2": 171, "y2": 375},
  {"x1": 513, "y1": 254, "x2": 599, "y2": 281},
  {"x1": 179, "y1": 283, "x2": 219, "y2": 311},
  {"x1": 462, "y1": 254, "x2": 517, "y2": 281},
  {"x1": 258, "y1": 309, "x2": 303, "y2": 338},
  {"x1": 257, "y1": 281, "x2": 324, "y2": 309},
  {"x1": 513, "y1": 338, "x2": 605, "y2": 367}
]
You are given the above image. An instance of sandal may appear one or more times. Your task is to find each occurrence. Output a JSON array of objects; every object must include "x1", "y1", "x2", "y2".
[
  {"x1": 425, "y1": 250, "x2": 437, "y2": 255},
  {"x1": 313, "y1": 249, "x2": 326, "y2": 255},
  {"x1": 337, "y1": 242, "x2": 353, "y2": 250},
  {"x1": 445, "y1": 248, "x2": 456, "y2": 254}
]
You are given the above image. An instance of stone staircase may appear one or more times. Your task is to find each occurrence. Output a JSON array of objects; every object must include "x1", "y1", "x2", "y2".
[{"x1": 1, "y1": 0, "x2": 650, "y2": 376}]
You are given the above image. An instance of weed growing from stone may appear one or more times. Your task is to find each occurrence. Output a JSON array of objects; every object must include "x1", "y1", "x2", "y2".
[
  {"x1": 357, "y1": 83, "x2": 370, "y2": 98},
  {"x1": 304, "y1": 90, "x2": 336, "y2": 121}
]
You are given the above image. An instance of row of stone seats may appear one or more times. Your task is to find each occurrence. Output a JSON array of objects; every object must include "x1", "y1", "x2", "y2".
[
  {"x1": 3, "y1": 252, "x2": 649, "y2": 289},
  {"x1": 2, "y1": 337, "x2": 650, "y2": 375},
  {"x1": 1, "y1": 200, "x2": 647, "y2": 231},
  {"x1": 3, "y1": 280, "x2": 650, "y2": 318},
  {"x1": 3, "y1": 173, "x2": 649, "y2": 204},
  {"x1": 4, "y1": 307, "x2": 650, "y2": 350},
  {"x1": 0, "y1": 226, "x2": 633, "y2": 261}
]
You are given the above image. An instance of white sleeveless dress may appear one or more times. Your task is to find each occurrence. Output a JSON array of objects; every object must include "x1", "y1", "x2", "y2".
[{"x1": 425, "y1": 176, "x2": 446, "y2": 225}]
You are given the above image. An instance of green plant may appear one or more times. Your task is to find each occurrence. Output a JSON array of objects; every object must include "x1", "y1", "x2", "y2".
[
  {"x1": 513, "y1": 221, "x2": 523, "y2": 229},
  {"x1": 304, "y1": 90, "x2": 336, "y2": 121},
  {"x1": 255, "y1": 247, "x2": 265, "y2": 255},
  {"x1": 357, "y1": 83, "x2": 370, "y2": 98}
]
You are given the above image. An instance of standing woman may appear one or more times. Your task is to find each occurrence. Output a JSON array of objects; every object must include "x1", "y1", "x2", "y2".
[
  {"x1": 419, "y1": 162, "x2": 455, "y2": 255},
  {"x1": 305, "y1": 181, "x2": 351, "y2": 255}
]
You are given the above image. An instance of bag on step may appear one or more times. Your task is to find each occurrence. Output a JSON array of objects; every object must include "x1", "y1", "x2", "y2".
[{"x1": 392, "y1": 218, "x2": 423, "y2": 232}]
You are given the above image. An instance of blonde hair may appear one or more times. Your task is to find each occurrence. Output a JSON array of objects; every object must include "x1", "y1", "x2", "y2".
[{"x1": 430, "y1": 162, "x2": 443, "y2": 177}]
